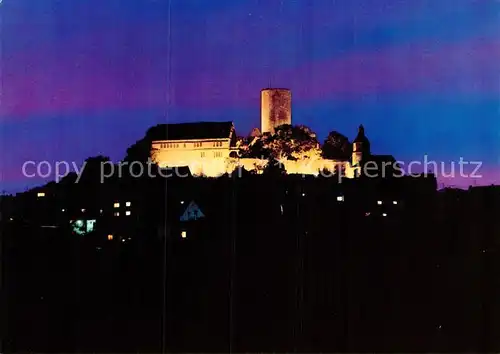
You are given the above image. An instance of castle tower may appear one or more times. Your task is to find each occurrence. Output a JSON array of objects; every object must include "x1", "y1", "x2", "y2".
[
  {"x1": 261, "y1": 88, "x2": 291, "y2": 134},
  {"x1": 352, "y1": 124, "x2": 371, "y2": 167}
]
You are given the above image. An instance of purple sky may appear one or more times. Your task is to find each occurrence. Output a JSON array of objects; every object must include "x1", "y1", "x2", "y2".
[{"x1": 1, "y1": 0, "x2": 499, "y2": 192}]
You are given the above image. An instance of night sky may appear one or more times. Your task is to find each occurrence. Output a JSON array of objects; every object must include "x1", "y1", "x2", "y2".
[{"x1": 2, "y1": 0, "x2": 499, "y2": 192}]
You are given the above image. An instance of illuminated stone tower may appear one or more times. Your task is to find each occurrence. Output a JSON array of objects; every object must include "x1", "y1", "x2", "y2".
[
  {"x1": 352, "y1": 124, "x2": 371, "y2": 167},
  {"x1": 261, "y1": 88, "x2": 292, "y2": 134}
]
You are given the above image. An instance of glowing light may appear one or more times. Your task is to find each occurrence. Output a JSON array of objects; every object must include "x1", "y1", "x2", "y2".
[
  {"x1": 377, "y1": 201, "x2": 383, "y2": 205},
  {"x1": 382, "y1": 213, "x2": 388, "y2": 217},
  {"x1": 302, "y1": 193, "x2": 306, "y2": 197},
  {"x1": 86, "y1": 220, "x2": 96, "y2": 232},
  {"x1": 114, "y1": 212, "x2": 120, "y2": 217},
  {"x1": 107, "y1": 234, "x2": 113, "y2": 241},
  {"x1": 61, "y1": 209, "x2": 65, "y2": 212},
  {"x1": 126, "y1": 201, "x2": 131, "y2": 207},
  {"x1": 180, "y1": 200, "x2": 184, "y2": 204},
  {"x1": 81, "y1": 209, "x2": 85, "y2": 212},
  {"x1": 365, "y1": 212, "x2": 370, "y2": 216},
  {"x1": 337, "y1": 196, "x2": 344, "y2": 202},
  {"x1": 280, "y1": 204, "x2": 284, "y2": 215},
  {"x1": 37, "y1": 192, "x2": 45, "y2": 197},
  {"x1": 181, "y1": 231, "x2": 187, "y2": 238},
  {"x1": 125, "y1": 211, "x2": 131, "y2": 216},
  {"x1": 393, "y1": 201, "x2": 398, "y2": 205},
  {"x1": 113, "y1": 202, "x2": 120, "y2": 208},
  {"x1": 9, "y1": 218, "x2": 13, "y2": 221},
  {"x1": 100, "y1": 209, "x2": 103, "y2": 213}
]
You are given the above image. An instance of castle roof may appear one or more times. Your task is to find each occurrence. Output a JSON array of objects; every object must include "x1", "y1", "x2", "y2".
[
  {"x1": 148, "y1": 121, "x2": 234, "y2": 141},
  {"x1": 353, "y1": 124, "x2": 370, "y2": 144}
]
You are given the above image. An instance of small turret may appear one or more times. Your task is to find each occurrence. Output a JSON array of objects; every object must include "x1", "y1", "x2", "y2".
[{"x1": 352, "y1": 124, "x2": 370, "y2": 167}]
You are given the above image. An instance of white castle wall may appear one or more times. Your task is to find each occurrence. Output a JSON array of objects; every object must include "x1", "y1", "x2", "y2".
[{"x1": 152, "y1": 148, "x2": 356, "y2": 178}]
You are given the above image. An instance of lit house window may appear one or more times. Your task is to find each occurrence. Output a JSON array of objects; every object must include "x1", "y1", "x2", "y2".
[
  {"x1": 125, "y1": 211, "x2": 131, "y2": 216},
  {"x1": 382, "y1": 213, "x2": 388, "y2": 217},
  {"x1": 377, "y1": 201, "x2": 383, "y2": 205},
  {"x1": 393, "y1": 201, "x2": 398, "y2": 205},
  {"x1": 114, "y1": 212, "x2": 120, "y2": 217},
  {"x1": 126, "y1": 201, "x2": 131, "y2": 207},
  {"x1": 113, "y1": 202, "x2": 120, "y2": 208},
  {"x1": 107, "y1": 234, "x2": 113, "y2": 241},
  {"x1": 337, "y1": 196, "x2": 344, "y2": 202},
  {"x1": 181, "y1": 231, "x2": 187, "y2": 239},
  {"x1": 37, "y1": 192, "x2": 45, "y2": 197}
]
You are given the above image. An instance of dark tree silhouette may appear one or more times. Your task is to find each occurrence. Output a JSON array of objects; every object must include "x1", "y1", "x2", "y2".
[
  {"x1": 322, "y1": 131, "x2": 352, "y2": 160},
  {"x1": 262, "y1": 158, "x2": 286, "y2": 177}
]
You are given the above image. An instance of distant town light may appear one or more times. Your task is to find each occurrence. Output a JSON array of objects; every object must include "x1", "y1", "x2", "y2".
[
  {"x1": 113, "y1": 202, "x2": 120, "y2": 208},
  {"x1": 107, "y1": 234, "x2": 113, "y2": 241},
  {"x1": 100, "y1": 209, "x2": 103, "y2": 214},
  {"x1": 126, "y1": 201, "x2": 131, "y2": 207},
  {"x1": 337, "y1": 196, "x2": 344, "y2": 202},
  {"x1": 181, "y1": 231, "x2": 187, "y2": 239},
  {"x1": 61, "y1": 209, "x2": 65, "y2": 212},
  {"x1": 302, "y1": 193, "x2": 306, "y2": 197},
  {"x1": 81, "y1": 209, "x2": 85, "y2": 213},
  {"x1": 377, "y1": 200, "x2": 383, "y2": 205},
  {"x1": 382, "y1": 213, "x2": 388, "y2": 217},
  {"x1": 125, "y1": 211, "x2": 131, "y2": 216},
  {"x1": 114, "y1": 212, "x2": 120, "y2": 217},
  {"x1": 393, "y1": 201, "x2": 398, "y2": 205},
  {"x1": 122, "y1": 239, "x2": 126, "y2": 242},
  {"x1": 180, "y1": 200, "x2": 185, "y2": 204},
  {"x1": 365, "y1": 212, "x2": 370, "y2": 216},
  {"x1": 37, "y1": 192, "x2": 45, "y2": 197},
  {"x1": 9, "y1": 217, "x2": 13, "y2": 221}
]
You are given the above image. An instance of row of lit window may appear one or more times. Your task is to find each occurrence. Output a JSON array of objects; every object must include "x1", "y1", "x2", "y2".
[
  {"x1": 106, "y1": 234, "x2": 132, "y2": 242},
  {"x1": 114, "y1": 202, "x2": 131, "y2": 208},
  {"x1": 377, "y1": 200, "x2": 398, "y2": 205},
  {"x1": 114, "y1": 211, "x2": 131, "y2": 216},
  {"x1": 199, "y1": 151, "x2": 224, "y2": 158},
  {"x1": 160, "y1": 143, "x2": 183, "y2": 149},
  {"x1": 160, "y1": 142, "x2": 223, "y2": 149}
]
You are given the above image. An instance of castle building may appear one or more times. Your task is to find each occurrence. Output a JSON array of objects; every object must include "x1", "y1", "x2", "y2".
[
  {"x1": 151, "y1": 122, "x2": 238, "y2": 174},
  {"x1": 149, "y1": 89, "x2": 385, "y2": 179}
]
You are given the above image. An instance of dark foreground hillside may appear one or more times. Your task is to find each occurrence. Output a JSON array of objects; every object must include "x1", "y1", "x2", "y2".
[{"x1": 2, "y1": 179, "x2": 499, "y2": 352}]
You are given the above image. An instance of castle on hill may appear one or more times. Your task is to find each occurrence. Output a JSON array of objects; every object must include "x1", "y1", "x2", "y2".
[{"x1": 150, "y1": 88, "x2": 388, "y2": 178}]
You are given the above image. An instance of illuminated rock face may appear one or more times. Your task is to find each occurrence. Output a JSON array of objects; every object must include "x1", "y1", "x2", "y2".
[{"x1": 261, "y1": 88, "x2": 292, "y2": 134}]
